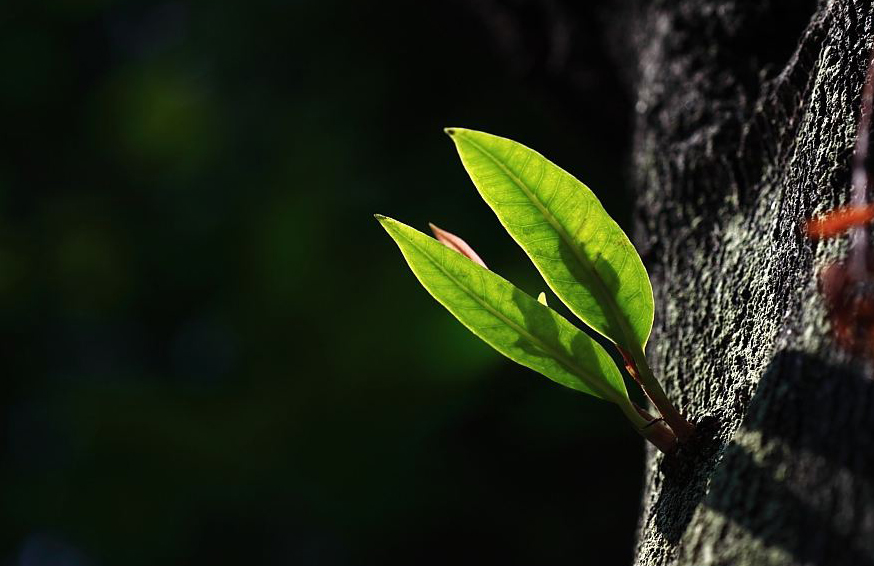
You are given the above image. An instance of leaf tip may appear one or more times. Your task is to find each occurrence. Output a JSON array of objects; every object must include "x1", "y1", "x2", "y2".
[
  {"x1": 444, "y1": 127, "x2": 457, "y2": 136},
  {"x1": 537, "y1": 292, "x2": 547, "y2": 306},
  {"x1": 427, "y1": 222, "x2": 451, "y2": 241},
  {"x1": 374, "y1": 214, "x2": 396, "y2": 231}
]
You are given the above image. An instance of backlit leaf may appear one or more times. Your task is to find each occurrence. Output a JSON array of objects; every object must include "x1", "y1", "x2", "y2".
[
  {"x1": 377, "y1": 215, "x2": 631, "y2": 404},
  {"x1": 446, "y1": 128, "x2": 654, "y2": 352}
]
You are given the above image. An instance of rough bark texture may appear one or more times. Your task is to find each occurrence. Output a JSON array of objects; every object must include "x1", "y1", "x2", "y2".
[
  {"x1": 631, "y1": 1, "x2": 874, "y2": 564},
  {"x1": 464, "y1": 0, "x2": 874, "y2": 564}
]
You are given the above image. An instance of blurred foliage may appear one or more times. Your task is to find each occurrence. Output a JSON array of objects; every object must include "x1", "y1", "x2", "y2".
[{"x1": 1, "y1": 1, "x2": 642, "y2": 565}]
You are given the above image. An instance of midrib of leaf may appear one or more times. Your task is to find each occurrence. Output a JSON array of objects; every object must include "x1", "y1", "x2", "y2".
[
  {"x1": 460, "y1": 134, "x2": 636, "y2": 348},
  {"x1": 406, "y1": 235, "x2": 619, "y2": 402}
]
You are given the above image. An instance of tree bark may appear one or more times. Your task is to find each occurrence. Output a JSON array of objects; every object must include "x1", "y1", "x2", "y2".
[
  {"x1": 464, "y1": 0, "x2": 874, "y2": 564},
  {"x1": 631, "y1": 1, "x2": 874, "y2": 564}
]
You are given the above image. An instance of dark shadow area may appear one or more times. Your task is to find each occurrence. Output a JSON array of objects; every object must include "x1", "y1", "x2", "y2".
[
  {"x1": 650, "y1": 348, "x2": 874, "y2": 560},
  {"x1": 649, "y1": 415, "x2": 722, "y2": 545},
  {"x1": 512, "y1": 287, "x2": 561, "y2": 357},
  {"x1": 705, "y1": 350, "x2": 874, "y2": 565},
  {"x1": 741, "y1": 350, "x2": 874, "y2": 466},
  {"x1": 0, "y1": 1, "x2": 644, "y2": 565},
  {"x1": 556, "y1": 243, "x2": 625, "y2": 345},
  {"x1": 708, "y1": 443, "x2": 874, "y2": 566}
]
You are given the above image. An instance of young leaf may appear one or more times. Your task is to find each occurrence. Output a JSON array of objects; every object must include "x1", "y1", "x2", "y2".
[
  {"x1": 376, "y1": 215, "x2": 635, "y2": 406},
  {"x1": 428, "y1": 222, "x2": 487, "y2": 267},
  {"x1": 445, "y1": 128, "x2": 654, "y2": 353}
]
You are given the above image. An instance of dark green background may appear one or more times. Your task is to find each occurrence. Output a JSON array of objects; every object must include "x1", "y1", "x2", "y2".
[{"x1": 1, "y1": 1, "x2": 644, "y2": 564}]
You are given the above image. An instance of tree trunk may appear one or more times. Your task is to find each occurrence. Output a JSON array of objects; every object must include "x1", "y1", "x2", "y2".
[
  {"x1": 631, "y1": 1, "x2": 874, "y2": 564},
  {"x1": 465, "y1": 0, "x2": 874, "y2": 564}
]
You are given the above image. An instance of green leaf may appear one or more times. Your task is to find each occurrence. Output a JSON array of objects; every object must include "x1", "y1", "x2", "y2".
[
  {"x1": 445, "y1": 128, "x2": 654, "y2": 352},
  {"x1": 376, "y1": 215, "x2": 631, "y2": 405}
]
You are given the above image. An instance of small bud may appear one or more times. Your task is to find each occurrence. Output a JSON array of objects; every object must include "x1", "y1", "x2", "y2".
[
  {"x1": 429, "y1": 223, "x2": 488, "y2": 268},
  {"x1": 537, "y1": 292, "x2": 547, "y2": 306}
]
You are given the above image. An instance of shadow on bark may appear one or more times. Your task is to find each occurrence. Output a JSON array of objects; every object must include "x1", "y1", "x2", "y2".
[
  {"x1": 703, "y1": 350, "x2": 874, "y2": 565},
  {"x1": 640, "y1": 350, "x2": 874, "y2": 565},
  {"x1": 650, "y1": 415, "x2": 722, "y2": 546}
]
